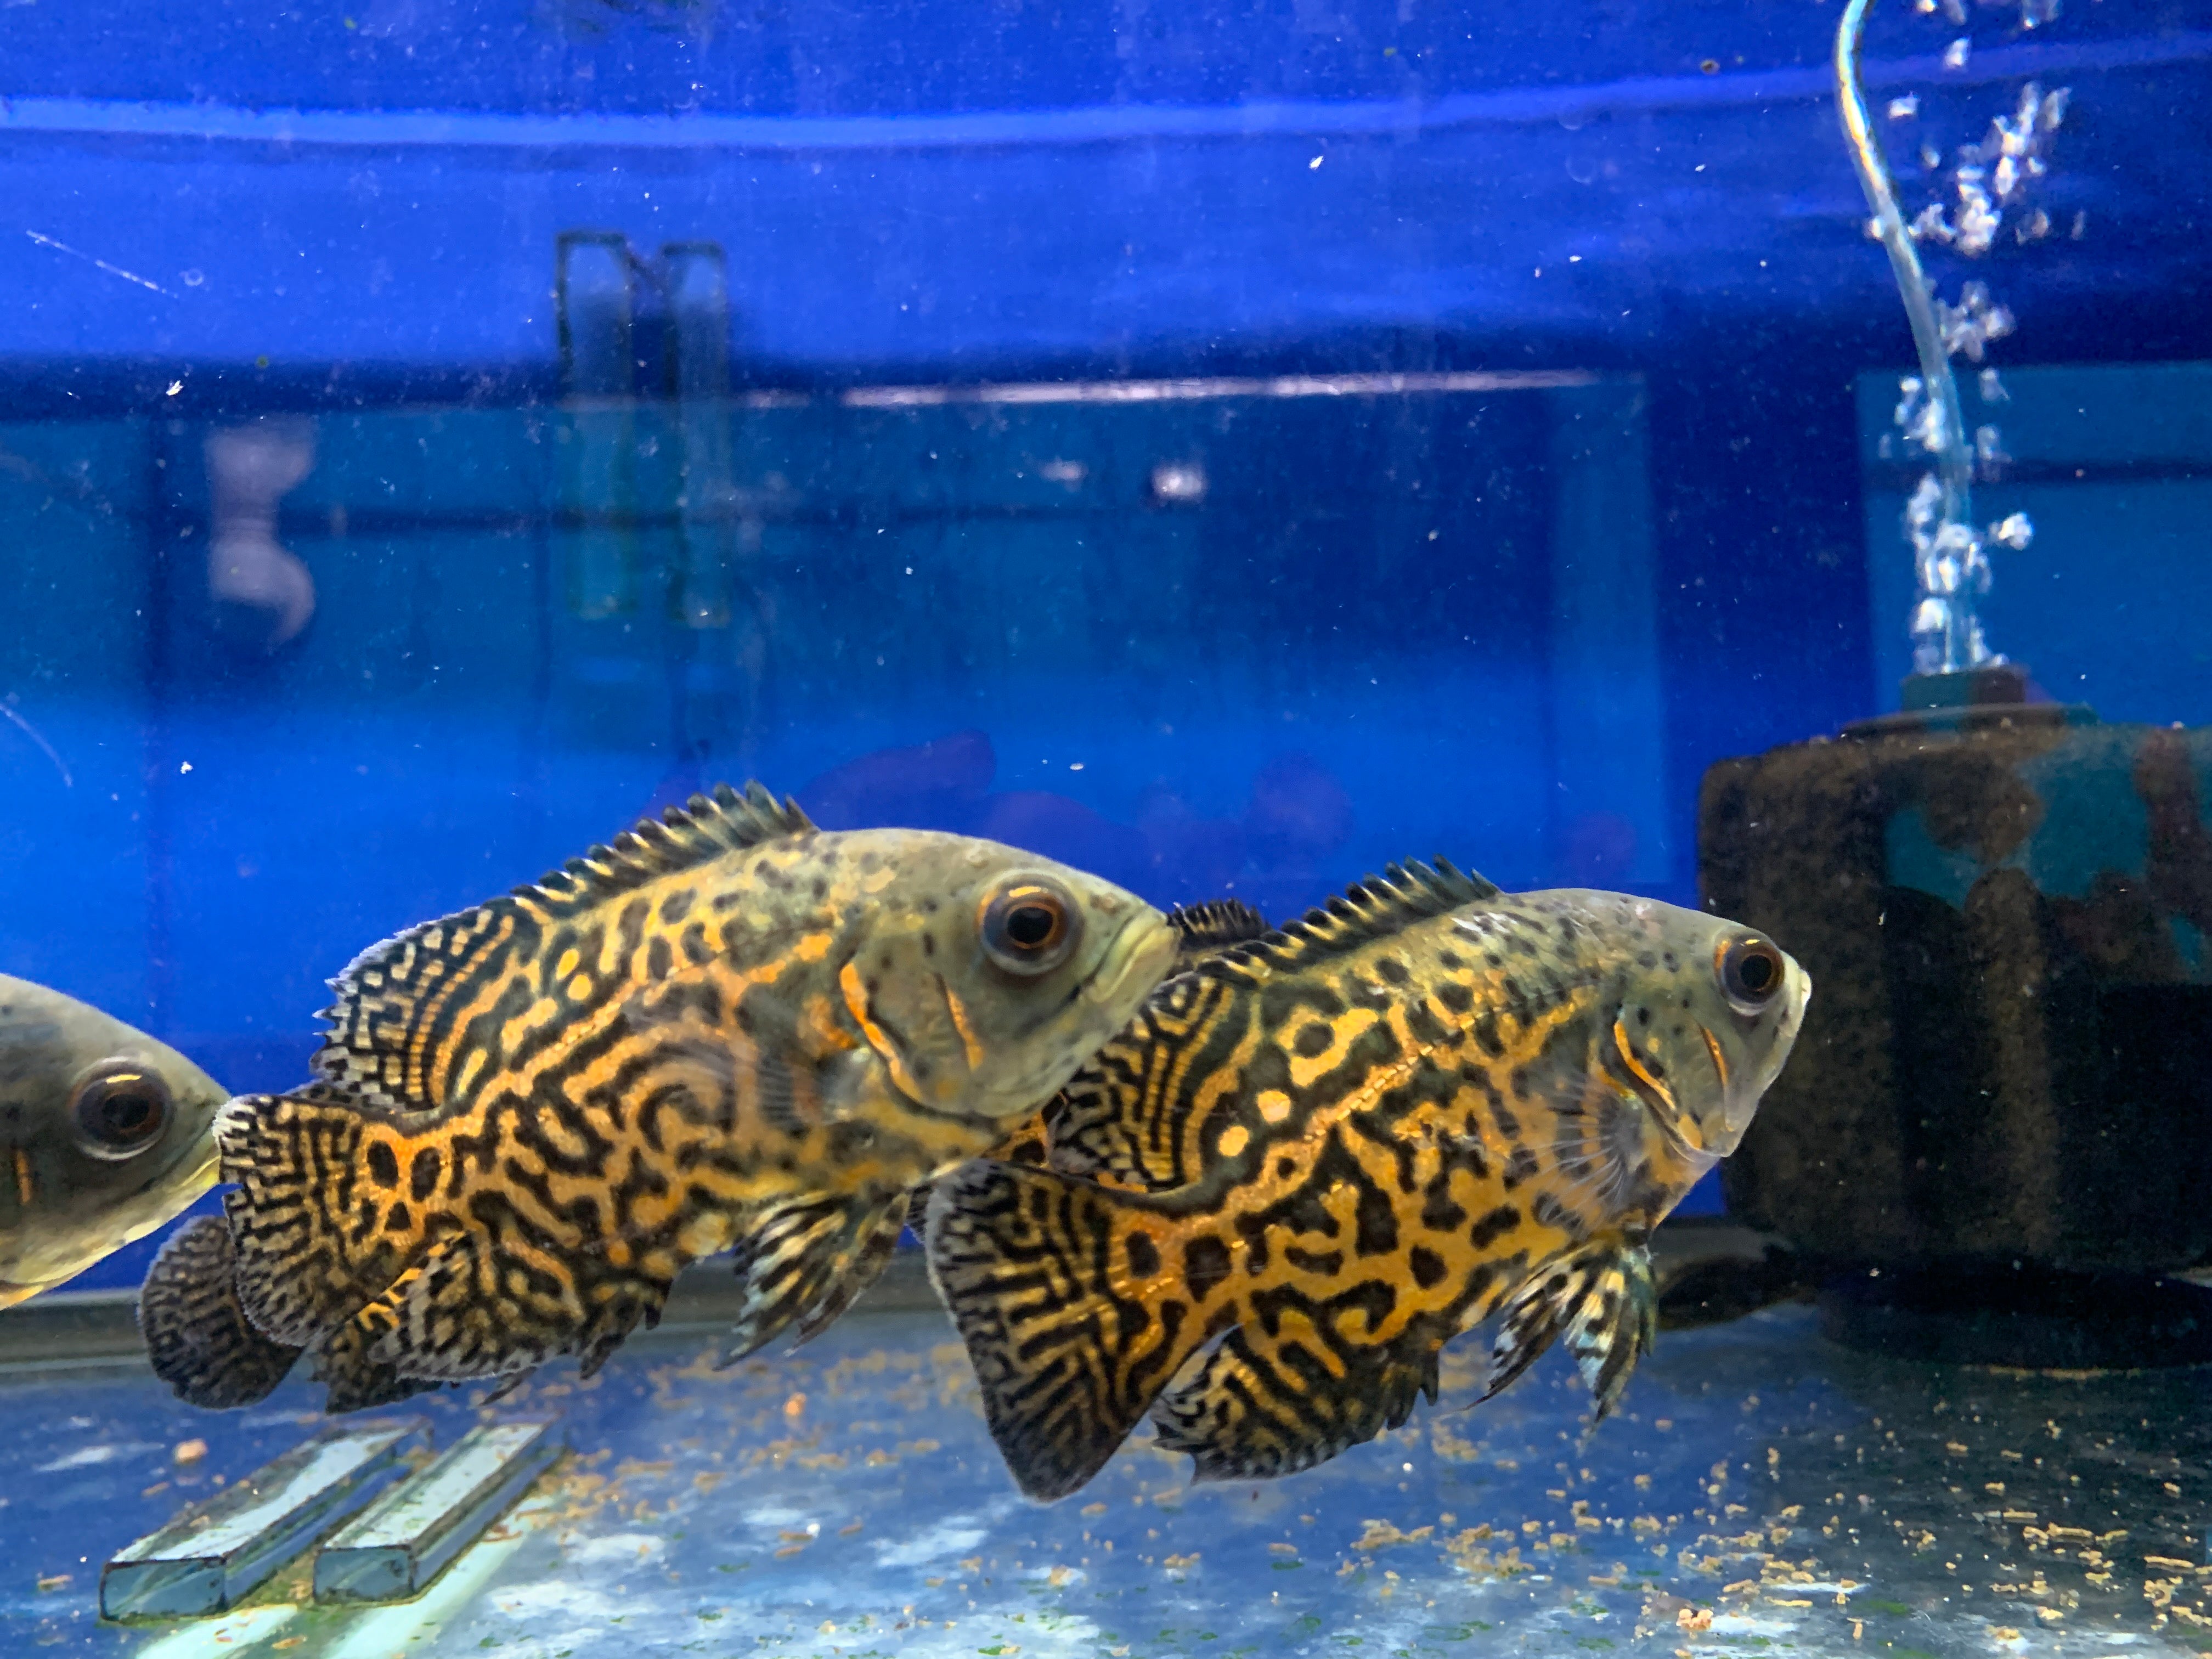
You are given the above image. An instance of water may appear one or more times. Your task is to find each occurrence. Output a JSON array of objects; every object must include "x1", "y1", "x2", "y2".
[
  {"x1": 3, "y1": 0, "x2": 2211, "y2": 1652},
  {"x1": 4, "y1": 1300, "x2": 2211, "y2": 1658}
]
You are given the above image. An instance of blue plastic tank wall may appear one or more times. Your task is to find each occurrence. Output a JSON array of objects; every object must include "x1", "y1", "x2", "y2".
[{"x1": 3, "y1": 0, "x2": 2210, "y2": 1285}]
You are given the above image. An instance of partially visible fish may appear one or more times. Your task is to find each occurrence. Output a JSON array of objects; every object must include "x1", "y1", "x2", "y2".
[
  {"x1": 143, "y1": 782, "x2": 1178, "y2": 1413},
  {"x1": 0, "y1": 977, "x2": 227, "y2": 1306},
  {"x1": 1161, "y1": 899, "x2": 1271, "y2": 961},
  {"x1": 926, "y1": 863, "x2": 1809, "y2": 1501}
]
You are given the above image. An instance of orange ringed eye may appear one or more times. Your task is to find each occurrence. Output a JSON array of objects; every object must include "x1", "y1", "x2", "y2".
[
  {"x1": 980, "y1": 881, "x2": 1080, "y2": 976},
  {"x1": 1716, "y1": 936, "x2": 1785, "y2": 1012}
]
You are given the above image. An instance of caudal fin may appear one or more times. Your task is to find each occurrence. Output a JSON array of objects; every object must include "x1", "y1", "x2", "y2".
[
  {"x1": 140, "y1": 1215, "x2": 304, "y2": 1409},
  {"x1": 924, "y1": 1161, "x2": 1205, "y2": 1502}
]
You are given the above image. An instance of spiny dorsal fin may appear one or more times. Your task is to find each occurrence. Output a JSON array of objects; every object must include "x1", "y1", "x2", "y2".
[
  {"x1": 1166, "y1": 898, "x2": 1270, "y2": 961},
  {"x1": 1203, "y1": 859, "x2": 1501, "y2": 980},
  {"x1": 517, "y1": 781, "x2": 815, "y2": 922},
  {"x1": 312, "y1": 782, "x2": 813, "y2": 1111}
]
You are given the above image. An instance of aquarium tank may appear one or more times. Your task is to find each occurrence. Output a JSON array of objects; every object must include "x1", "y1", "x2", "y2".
[{"x1": 2, "y1": 0, "x2": 2210, "y2": 1655}]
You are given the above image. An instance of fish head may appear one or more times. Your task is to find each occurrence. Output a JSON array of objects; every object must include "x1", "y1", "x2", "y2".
[
  {"x1": 0, "y1": 975, "x2": 228, "y2": 1299},
  {"x1": 1584, "y1": 898, "x2": 1811, "y2": 1163},
  {"x1": 833, "y1": 835, "x2": 1180, "y2": 1121}
]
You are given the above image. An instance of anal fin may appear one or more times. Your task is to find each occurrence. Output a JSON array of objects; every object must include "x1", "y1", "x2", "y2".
[
  {"x1": 1150, "y1": 1317, "x2": 1442, "y2": 1485},
  {"x1": 346, "y1": 1230, "x2": 557, "y2": 1385},
  {"x1": 1485, "y1": 1237, "x2": 1657, "y2": 1425},
  {"x1": 574, "y1": 1272, "x2": 679, "y2": 1380}
]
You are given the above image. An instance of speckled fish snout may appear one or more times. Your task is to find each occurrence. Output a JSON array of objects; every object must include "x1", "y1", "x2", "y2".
[
  {"x1": 1708, "y1": 952, "x2": 1810, "y2": 1156},
  {"x1": 1019, "y1": 904, "x2": 1179, "y2": 1099}
]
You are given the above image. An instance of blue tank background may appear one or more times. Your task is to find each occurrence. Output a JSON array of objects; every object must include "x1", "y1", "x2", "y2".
[{"x1": 2, "y1": 0, "x2": 2209, "y2": 1287}]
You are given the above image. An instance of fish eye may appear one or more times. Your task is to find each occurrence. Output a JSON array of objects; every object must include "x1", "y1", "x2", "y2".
[
  {"x1": 1716, "y1": 936, "x2": 1786, "y2": 1014},
  {"x1": 70, "y1": 1062, "x2": 173, "y2": 1160},
  {"x1": 979, "y1": 879, "x2": 1080, "y2": 977}
]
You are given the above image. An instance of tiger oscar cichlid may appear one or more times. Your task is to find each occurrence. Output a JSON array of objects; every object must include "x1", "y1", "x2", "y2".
[
  {"x1": 142, "y1": 782, "x2": 1178, "y2": 1413},
  {"x1": 925, "y1": 861, "x2": 1809, "y2": 1500}
]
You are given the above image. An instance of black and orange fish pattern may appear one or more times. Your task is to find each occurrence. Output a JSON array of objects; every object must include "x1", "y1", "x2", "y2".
[
  {"x1": 143, "y1": 782, "x2": 1177, "y2": 1412},
  {"x1": 925, "y1": 863, "x2": 1809, "y2": 1500}
]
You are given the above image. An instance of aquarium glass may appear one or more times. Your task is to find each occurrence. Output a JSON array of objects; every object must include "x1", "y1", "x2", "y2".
[{"x1": 2, "y1": 1, "x2": 2209, "y2": 1655}]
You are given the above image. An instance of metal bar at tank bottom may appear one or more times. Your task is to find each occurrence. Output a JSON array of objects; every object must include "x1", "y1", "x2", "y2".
[
  {"x1": 100, "y1": 1417, "x2": 430, "y2": 1620},
  {"x1": 313, "y1": 1414, "x2": 566, "y2": 1605}
]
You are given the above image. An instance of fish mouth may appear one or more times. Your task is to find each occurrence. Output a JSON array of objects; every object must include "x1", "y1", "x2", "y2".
[
  {"x1": 972, "y1": 911, "x2": 1177, "y2": 1120},
  {"x1": 1082, "y1": 911, "x2": 1179, "y2": 1017},
  {"x1": 173, "y1": 1131, "x2": 222, "y2": 1198},
  {"x1": 1705, "y1": 960, "x2": 1814, "y2": 1156}
]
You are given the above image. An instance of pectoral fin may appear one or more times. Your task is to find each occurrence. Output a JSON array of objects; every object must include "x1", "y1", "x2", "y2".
[
  {"x1": 1485, "y1": 1237, "x2": 1657, "y2": 1425},
  {"x1": 715, "y1": 1192, "x2": 913, "y2": 1366}
]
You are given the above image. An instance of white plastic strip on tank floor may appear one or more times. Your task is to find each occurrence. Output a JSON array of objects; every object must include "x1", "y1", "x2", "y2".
[{"x1": 108, "y1": 1487, "x2": 554, "y2": 1659}]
